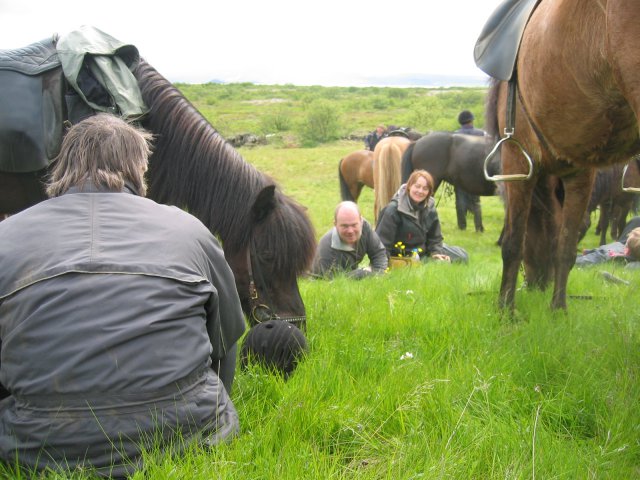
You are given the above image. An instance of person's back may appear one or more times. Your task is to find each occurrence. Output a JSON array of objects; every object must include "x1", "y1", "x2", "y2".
[{"x1": 0, "y1": 114, "x2": 245, "y2": 477}]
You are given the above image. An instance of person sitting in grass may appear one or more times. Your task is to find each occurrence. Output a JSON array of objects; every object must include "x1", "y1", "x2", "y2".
[
  {"x1": 575, "y1": 216, "x2": 640, "y2": 269},
  {"x1": 312, "y1": 201, "x2": 388, "y2": 279},
  {"x1": 375, "y1": 169, "x2": 469, "y2": 264}
]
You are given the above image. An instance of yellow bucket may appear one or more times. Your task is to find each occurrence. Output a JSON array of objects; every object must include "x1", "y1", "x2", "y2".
[{"x1": 388, "y1": 256, "x2": 420, "y2": 269}]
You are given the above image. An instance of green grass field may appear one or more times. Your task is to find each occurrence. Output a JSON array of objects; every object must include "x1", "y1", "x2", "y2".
[{"x1": 11, "y1": 85, "x2": 639, "y2": 479}]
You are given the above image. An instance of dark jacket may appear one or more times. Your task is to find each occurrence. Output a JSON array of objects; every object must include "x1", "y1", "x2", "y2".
[
  {"x1": 312, "y1": 219, "x2": 388, "y2": 276},
  {"x1": 375, "y1": 185, "x2": 445, "y2": 257},
  {"x1": 455, "y1": 125, "x2": 486, "y2": 137},
  {"x1": 364, "y1": 131, "x2": 387, "y2": 151},
  {"x1": 0, "y1": 186, "x2": 245, "y2": 477}
]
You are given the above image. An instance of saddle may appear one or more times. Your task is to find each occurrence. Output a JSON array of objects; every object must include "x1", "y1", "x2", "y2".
[
  {"x1": 0, "y1": 26, "x2": 148, "y2": 174},
  {"x1": 0, "y1": 37, "x2": 66, "y2": 173},
  {"x1": 473, "y1": 0, "x2": 541, "y2": 81}
]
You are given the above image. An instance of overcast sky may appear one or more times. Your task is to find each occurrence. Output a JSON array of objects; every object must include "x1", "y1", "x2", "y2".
[{"x1": 0, "y1": 0, "x2": 501, "y2": 86}]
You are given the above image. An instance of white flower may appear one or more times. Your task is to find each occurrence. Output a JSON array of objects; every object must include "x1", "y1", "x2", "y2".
[{"x1": 400, "y1": 352, "x2": 414, "y2": 360}]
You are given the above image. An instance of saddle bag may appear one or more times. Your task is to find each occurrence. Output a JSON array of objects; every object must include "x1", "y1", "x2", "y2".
[{"x1": 0, "y1": 37, "x2": 66, "y2": 173}]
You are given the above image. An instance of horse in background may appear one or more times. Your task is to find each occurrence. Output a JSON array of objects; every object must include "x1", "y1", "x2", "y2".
[
  {"x1": 0, "y1": 40, "x2": 316, "y2": 328},
  {"x1": 580, "y1": 159, "x2": 640, "y2": 245},
  {"x1": 338, "y1": 149, "x2": 373, "y2": 202},
  {"x1": 372, "y1": 135, "x2": 411, "y2": 221},
  {"x1": 486, "y1": 0, "x2": 640, "y2": 311},
  {"x1": 401, "y1": 131, "x2": 500, "y2": 195}
]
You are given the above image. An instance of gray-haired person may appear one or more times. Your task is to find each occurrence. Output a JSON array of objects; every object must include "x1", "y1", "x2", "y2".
[{"x1": 0, "y1": 114, "x2": 245, "y2": 477}]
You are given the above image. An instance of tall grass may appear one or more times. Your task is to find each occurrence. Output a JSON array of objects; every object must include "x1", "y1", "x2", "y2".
[{"x1": 22, "y1": 85, "x2": 640, "y2": 479}]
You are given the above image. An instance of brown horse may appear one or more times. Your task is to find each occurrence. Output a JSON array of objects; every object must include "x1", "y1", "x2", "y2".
[
  {"x1": 338, "y1": 149, "x2": 373, "y2": 202},
  {"x1": 486, "y1": 0, "x2": 640, "y2": 311},
  {"x1": 0, "y1": 38, "x2": 316, "y2": 328},
  {"x1": 372, "y1": 136, "x2": 411, "y2": 221}
]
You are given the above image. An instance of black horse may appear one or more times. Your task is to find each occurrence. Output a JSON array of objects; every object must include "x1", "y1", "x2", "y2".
[
  {"x1": 401, "y1": 131, "x2": 500, "y2": 195},
  {"x1": 579, "y1": 160, "x2": 640, "y2": 246},
  {"x1": 0, "y1": 38, "x2": 316, "y2": 328}
]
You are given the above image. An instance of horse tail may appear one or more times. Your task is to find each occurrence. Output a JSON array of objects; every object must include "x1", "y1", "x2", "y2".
[
  {"x1": 401, "y1": 142, "x2": 415, "y2": 182},
  {"x1": 374, "y1": 142, "x2": 403, "y2": 220},
  {"x1": 485, "y1": 78, "x2": 501, "y2": 138},
  {"x1": 338, "y1": 158, "x2": 355, "y2": 201}
]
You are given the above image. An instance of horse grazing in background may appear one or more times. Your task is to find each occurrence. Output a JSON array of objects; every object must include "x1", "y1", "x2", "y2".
[
  {"x1": 401, "y1": 131, "x2": 500, "y2": 195},
  {"x1": 580, "y1": 159, "x2": 640, "y2": 246},
  {"x1": 0, "y1": 38, "x2": 316, "y2": 328},
  {"x1": 372, "y1": 135, "x2": 411, "y2": 221},
  {"x1": 338, "y1": 149, "x2": 373, "y2": 202},
  {"x1": 486, "y1": 0, "x2": 640, "y2": 311}
]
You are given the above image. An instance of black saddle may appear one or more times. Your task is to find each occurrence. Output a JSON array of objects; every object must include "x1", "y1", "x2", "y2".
[{"x1": 0, "y1": 37, "x2": 66, "y2": 173}]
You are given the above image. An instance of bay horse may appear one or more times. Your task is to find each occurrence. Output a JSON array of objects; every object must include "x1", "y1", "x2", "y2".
[
  {"x1": 338, "y1": 149, "x2": 373, "y2": 202},
  {"x1": 0, "y1": 41, "x2": 316, "y2": 328},
  {"x1": 485, "y1": 0, "x2": 640, "y2": 311},
  {"x1": 401, "y1": 131, "x2": 501, "y2": 196},
  {"x1": 372, "y1": 136, "x2": 411, "y2": 221}
]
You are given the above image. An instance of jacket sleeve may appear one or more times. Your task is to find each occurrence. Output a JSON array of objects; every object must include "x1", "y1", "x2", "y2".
[
  {"x1": 311, "y1": 233, "x2": 336, "y2": 276},
  {"x1": 375, "y1": 205, "x2": 399, "y2": 255},
  {"x1": 363, "y1": 223, "x2": 388, "y2": 271},
  {"x1": 200, "y1": 234, "x2": 246, "y2": 393},
  {"x1": 425, "y1": 210, "x2": 445, "y2": 256}
]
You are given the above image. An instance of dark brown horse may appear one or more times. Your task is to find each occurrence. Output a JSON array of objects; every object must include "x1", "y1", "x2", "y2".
[
  {"x1": 338, "y1": 149, "x2": 373, "y2": 202},
  {"x1": 580, "y1": 159, "x2": 640, "y2": 245},
  {"x1": 0, "y1": 43, "x2": 315, "y2": 327},
  {"x1": 401, "y1": 131, "x2": 501, "y2": 196},
  {"x1": 486, "y1": 0, "x2": 640, "y2": 311}
]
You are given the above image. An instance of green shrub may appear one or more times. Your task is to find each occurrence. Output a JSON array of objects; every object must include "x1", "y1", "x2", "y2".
[
  {"x1": 260, "y1": 108, "x2": 293, "y2": 134},
  {"x1": 297, "y1": 101, "x2": 342, "y2": 146}
]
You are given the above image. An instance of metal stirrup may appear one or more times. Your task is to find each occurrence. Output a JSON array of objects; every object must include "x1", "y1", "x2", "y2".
[
  {"x1": 621, "y1": 161, "x2": 640, "y2": 193},
  {"x1": 484, "y1": 78, "x2": 534, "y2": 182}
]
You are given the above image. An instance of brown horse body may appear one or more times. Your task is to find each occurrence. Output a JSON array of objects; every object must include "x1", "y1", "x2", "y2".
[
  {"x1": 488, "y1": 0, "x2": 640, "y2": 310},
  {"x1": 338, "y1": 149, "x2": 374, "y2": 202},
  {"x1": 372, "y1": 136, "x2": 411, "y2": 221}
]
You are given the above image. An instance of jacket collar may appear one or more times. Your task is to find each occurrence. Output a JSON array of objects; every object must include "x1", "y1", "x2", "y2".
[{"x1": 63, "y1": 181, "x2": 140, "y2": 196}]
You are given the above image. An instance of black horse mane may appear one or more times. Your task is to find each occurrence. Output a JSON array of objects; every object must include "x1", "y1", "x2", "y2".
[{"x1": 133, "y1": 60, "x2": 315, "y2": 275}]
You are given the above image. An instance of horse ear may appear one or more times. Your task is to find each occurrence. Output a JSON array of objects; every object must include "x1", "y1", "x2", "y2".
[{"x1": 252, "y1": 185, "x2": 276, "y2": 223}]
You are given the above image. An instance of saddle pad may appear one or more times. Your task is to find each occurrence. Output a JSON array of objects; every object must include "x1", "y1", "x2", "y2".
[
  {"x1": 0, "y1": 37, "x2": 60, "y2": 75},
  {"x1": 473, "y1": 0, "x2": 540, "y2": 81},
  {"x1": 0, "y1": 37, "x2": 65, "y2": 173}
]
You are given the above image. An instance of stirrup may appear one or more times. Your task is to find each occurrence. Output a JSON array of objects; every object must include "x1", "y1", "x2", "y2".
[
  {"x1": 484, "y1": 128, "x2": 534, "y2": 182},
  {"x1": 621, "y1": 162, "x2": 640, "y2": 193}
]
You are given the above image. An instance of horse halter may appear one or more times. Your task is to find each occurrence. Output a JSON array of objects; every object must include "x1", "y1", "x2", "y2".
[{"x1": 245, "y1": 246, "x2": 307, "y2": 330}]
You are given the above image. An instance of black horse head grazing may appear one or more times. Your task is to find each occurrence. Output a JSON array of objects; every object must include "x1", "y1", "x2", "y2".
[{"x1": 133, "y1": 60, "x2": 316, "y2": 325}]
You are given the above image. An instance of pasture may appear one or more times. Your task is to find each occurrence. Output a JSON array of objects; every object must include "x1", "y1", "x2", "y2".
[
  {"x1": 5, "y1": 85, "x2": 639, "y2": 479},
  {"x1": 163, "y1": 130, "x2": 638, "y2": 478}
]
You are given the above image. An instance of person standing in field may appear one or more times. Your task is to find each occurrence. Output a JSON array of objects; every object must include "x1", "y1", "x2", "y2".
[
  {"x1": 0, "y1": 114, "x2": 245, "y2": 477},
  {"x1": 364, "y1": 124, "x2": 387, "y2": 151},
  {"x1": 454, "y1": 110, "x2": 485, "y2": 232}
]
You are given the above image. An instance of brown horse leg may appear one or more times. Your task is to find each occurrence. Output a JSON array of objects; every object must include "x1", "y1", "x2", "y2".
[
  {"x1": 523, "y1": 176, "x2": 561, "y2": 290},
  {"x1": 551, "y1": 171, "x2": 595, "y2": 310},
  {"x1": 499, "y1": 176, "x2": 536, "y2": 310}
]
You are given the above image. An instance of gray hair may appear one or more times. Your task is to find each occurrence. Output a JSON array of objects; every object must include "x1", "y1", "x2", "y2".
[{"x1": 46, "y1": 113, "x2": 153, "y2": 197}]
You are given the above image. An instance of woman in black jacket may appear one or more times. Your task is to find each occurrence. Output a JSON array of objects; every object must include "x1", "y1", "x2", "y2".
[{"x1": 376, "y1": 169, "x2": 468, "y2": 263}]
